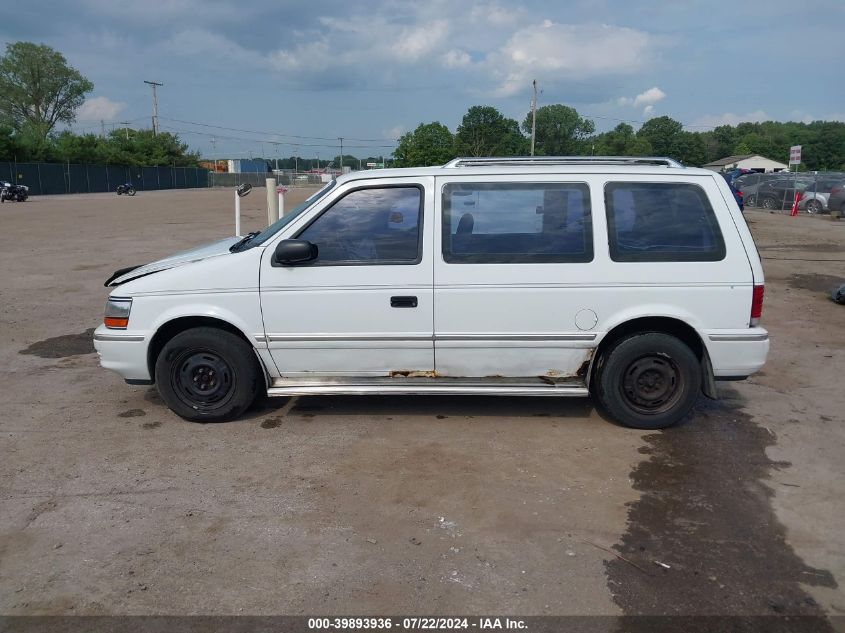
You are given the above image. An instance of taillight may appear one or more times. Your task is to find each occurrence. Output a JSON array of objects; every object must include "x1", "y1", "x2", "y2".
[
  {"x1": 750, "y1": 285, "x2": 764, "y2": 326},
  {"x1": 737, "y1": 190, "x2": 743, "y2": 198}
]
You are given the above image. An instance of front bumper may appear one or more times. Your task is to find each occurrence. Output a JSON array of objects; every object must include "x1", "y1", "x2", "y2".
[{"x1": 93, "y1": 324, "x2": 152, "y2": 382}]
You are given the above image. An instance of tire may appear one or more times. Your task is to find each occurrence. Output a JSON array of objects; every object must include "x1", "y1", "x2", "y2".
[
  {"x1": 154, "y1": 327, "x2": 262, "y2": 422},
  {"x1": 805, "y1": 199, "x2": 823, "y2": 214},
  {"x1": 593, "y1": 333, "x2": 701, "y2": 430},
  {"x1": 116, "y1": 188, "x2": 122, "y2": 195},
  {"x1": 760, "y1": 196, "x2": 779, "y2": 210},
  {"x1": 127, "y1": 187, "x2": 136, "y2": 196}
]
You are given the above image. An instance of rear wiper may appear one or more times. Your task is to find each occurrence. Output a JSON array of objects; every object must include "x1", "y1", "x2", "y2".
[{"x1": 229, "y1": 231, "x2": 260, "y2": 252}]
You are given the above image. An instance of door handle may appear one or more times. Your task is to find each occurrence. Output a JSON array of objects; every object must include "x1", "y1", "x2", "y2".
[{"x1": 390, "y1": 296, "x2": 418, "y2": 308}]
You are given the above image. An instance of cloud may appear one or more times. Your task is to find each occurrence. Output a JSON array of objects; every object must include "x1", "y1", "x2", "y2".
[
  {"x1": 384, "y1": 125, "x2": 406, "y2": 140},
  {"x1": 487, "y1": 22, "x2": 654, "y2": 97},
  {"x1": 689, "y1": 110, "x2": 771, "y2": 128},
  {"x1": 76, "y1": 96, "x2": 126, "y2": 121},
  {"x1": 442, "y1": 49, "x2": 472, "y2": 69},
  {"x1": 617, "y1": 86, "x2": 665, "y2": 116}
]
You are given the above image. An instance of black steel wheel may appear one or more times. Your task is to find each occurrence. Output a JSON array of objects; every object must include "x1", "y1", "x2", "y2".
[
  {"x1": 155, "y1": 327, "x2": 262, "y2": 422},
  {"x1": 593, "y1": 332, "x2": 701, "y2": 429}
]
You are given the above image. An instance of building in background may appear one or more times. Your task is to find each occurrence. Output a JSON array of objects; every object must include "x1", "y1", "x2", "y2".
[
  {"x1": 702, "y1": 154, "x2": 788, "y2": 173},
  {"x1": 227, "y1": 159, "x2": 268, "y2": 174}
]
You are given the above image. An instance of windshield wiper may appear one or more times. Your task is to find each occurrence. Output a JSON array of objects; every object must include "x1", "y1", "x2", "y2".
[{"x1": 229, "y1": 231, "x2": 261, "y2": 252}]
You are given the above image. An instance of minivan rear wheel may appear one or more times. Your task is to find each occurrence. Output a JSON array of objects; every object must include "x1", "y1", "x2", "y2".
[
  {"x1": 154, "y1": 327, "x2": 261, "y2": 422},
  {"x1": 594, "y1": 333, "x2": 701, "y2": 429}
]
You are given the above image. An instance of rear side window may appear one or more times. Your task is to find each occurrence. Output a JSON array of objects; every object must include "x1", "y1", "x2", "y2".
[
  {"x1": 605, "y1": 182, "x2": 725, "y2": 262},
  {"x1": 442, "y1": 182, "x2": 593, "y2": 264}
]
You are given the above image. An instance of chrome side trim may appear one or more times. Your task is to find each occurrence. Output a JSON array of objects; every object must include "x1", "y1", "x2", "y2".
[
  {"x1": 254, "y1": 334, "x2": 268, "y2": 343},
  {"x1": 263, "y1": 333, "x2": 597, "y2": 343},
  {"x1": 268, "y1": 385, "x2": 589, "y2": 397},
  {"x1": 93, "y1": 333, "x2": 145, "y2": 342},
  {"x1": 436, "y1": 333, "x2": 597, "y2": 342},
  {"x1": 267, "y1": 334, "x2": 432, "y2": 342},
  {"x1": 708, "y1": 334, "x2": 769, "y2": 342}
]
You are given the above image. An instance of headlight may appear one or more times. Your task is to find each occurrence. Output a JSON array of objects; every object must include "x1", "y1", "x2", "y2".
[{"x1": 104, "y1": 297, "x2": 132, "y2": 329}]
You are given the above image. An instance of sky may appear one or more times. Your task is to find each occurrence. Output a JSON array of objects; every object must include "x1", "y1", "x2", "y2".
[{"x1": 3, "y1": 0, "x2": 844, "y2": 159}]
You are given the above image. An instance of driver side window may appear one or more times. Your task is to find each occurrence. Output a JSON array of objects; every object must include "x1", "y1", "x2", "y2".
[{"x1": 296, "y1": 186, "x2": 423, "y2": 265}]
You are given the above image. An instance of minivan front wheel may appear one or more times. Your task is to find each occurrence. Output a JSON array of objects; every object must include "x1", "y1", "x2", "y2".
[
  {"x1": 155, "y1": 327, "x2": 261, "y2": 422},
  {"x1": 594, "y1": 333, "x2": 701, "y2": 429}
]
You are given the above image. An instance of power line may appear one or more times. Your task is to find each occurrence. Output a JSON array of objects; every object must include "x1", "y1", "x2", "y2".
[
  {"x1": 158, "y1": 125, "x2": 395, "y2": 150},
  {"x1": 158, "y1": 116, "x2": 396, "y2": 143}
]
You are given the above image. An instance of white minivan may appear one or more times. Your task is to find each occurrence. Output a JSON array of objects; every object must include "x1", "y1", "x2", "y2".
[{"x1": 94, "y1": 157, "x2": 768, "y2": 429}]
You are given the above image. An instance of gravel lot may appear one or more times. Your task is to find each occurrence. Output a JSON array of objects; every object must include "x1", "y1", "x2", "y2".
[{"x1": 0, "y1": 189, "x2": 843, "y2": 622}]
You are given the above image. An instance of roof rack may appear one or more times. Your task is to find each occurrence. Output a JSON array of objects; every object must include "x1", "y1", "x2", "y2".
[{"x1": 443, "y1": 156, "x2": 684, "y2": 168}]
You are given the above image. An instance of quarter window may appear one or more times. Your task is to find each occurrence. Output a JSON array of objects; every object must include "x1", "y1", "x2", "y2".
[
  {"x1": 296, "y1": 186, "x2": 422, "y2": 265},
  {"x1": 441, "y1": 182, "x2": 593, "y2": 264},
  {"x1": 605, "y1": 182, "x2": 726, "y2": 262}
]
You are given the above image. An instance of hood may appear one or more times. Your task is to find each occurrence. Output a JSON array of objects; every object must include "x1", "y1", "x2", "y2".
[{"x1": 106, "y1": 236, "x2": 242, "y2": 286}]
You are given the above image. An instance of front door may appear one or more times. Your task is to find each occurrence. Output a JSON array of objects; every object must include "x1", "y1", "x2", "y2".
[{"x1": 260, "y1": 178, "x2": 434, "y2": 377}]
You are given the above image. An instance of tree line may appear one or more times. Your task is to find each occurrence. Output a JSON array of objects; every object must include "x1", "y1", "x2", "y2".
[
  {"x1": 395, "y1": 105, "x2": 845, "y2": 171},
  {"x1": 0, "y1": 41, "x2": 199, "y2": 166}
]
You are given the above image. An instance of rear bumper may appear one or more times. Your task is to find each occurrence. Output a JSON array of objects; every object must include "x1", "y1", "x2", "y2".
[
  {"x1": 93, "y1": 325, "x2": 152, "y2": 382},
  {"x1": 706, "y1": 329, "x2": 769, "y2": 378}
]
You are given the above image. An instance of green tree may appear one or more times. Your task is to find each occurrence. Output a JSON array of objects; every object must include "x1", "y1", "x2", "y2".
[
  {"x1": 669, "y1": 131, "x2": 707, "y2": 166},
  {"x1": 0, "y1": 42, "x2": 93, "y2": 142},
  {"x1": 0, "y1": 125, "x2": 25, "y2": 161},
  {"x1": 454, "y1": 105, "x2": 527, "y2": 157},
  {"x1": 592, "y1": 122, "x2": 652, "y2": 156},
  {"x1": 636, "y1": 116, "x2": 684, "y2": 156},
  {"x1": 522, "y1": 104, "x2": 595, "y2": 155},
  {"x1": 394, "y1": 122, "x2": 454, "y2": 167}
]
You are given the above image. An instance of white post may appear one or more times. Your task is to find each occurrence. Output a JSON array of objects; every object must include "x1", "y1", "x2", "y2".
[
  {"x1": 266, "y1": 177, "x2": 279, "y2": 224},
  {"x1": 278, "y1": 189, "x2": 285, "y2": 217},
  {"x1": 234, "y1": 190, "x2": 241, "y2": 236}
]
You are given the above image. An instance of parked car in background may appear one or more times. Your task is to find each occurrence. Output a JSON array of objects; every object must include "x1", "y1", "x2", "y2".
[
  {"x1": 799, "y1": 178, "x2": 845, "y2": 214},
  {"x1": 827, "y1": 184, "x2": 845, "y2": 215},
  {"x1": 734, "y1": 173, "x2": 779, "y2": 206},
  {"x1": 719, "y1": 173, "x2": 744, "y2": 211},
  {"x1": 753, "y1": 177, "x2": 812, "y2": 210},
  {"x1": 0, "y1": 181, "x2": 29, "y2": 202}
]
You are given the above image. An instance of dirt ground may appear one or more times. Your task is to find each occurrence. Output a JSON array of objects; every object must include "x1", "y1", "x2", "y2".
[{"x1": 0, "y1": 189, "x2": 843, "y2": 624}]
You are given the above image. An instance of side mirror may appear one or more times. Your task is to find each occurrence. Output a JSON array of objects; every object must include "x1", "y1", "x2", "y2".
[
  {"x1": 236, "y1": 183, "x2": 252, "y2": 197},
  {"x1": 273, "y1": 239, "x2": 318, "y2": 266}
]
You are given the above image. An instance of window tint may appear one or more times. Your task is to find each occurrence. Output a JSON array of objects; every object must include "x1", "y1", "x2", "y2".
[
  {"x1": 442, "y1": 182, "x2": 593, "y2": 264},
  {"x1": 296, "y1": 186, "x2": 422, "y2": 265},
  {"x1": 605, "y1": 182, "x2": 725, "y2": 262}
]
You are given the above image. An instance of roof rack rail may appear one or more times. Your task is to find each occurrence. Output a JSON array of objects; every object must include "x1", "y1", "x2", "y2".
[{"x1": 443, "y1": 156, "x2": 684, "y2": 168}]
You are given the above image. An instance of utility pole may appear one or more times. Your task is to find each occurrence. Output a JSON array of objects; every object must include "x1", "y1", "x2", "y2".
[
  {"x1": 100, "y1": 119, "x2": 106, "y2": 138},
  {"x1": 144, "y1": 80, "x2": 163, "y2": 136},
  {"x1": 210, "y1": 136, "x2": 217, "y2": 173},
  {"x1": 338, "y1": 137, "x2": 344, "y2": 172},
  {"x1": 530, "y1": 79, "x2": 538, "y2": 157},
  {"x1": 120, "y1": 122, "x2": 131, "y2": 141}
]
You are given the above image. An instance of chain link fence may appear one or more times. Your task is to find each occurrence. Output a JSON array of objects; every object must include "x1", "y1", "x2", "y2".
[
  {"x1": 0, "y1": 162, "x2": 209, "y2": 196},
  {"x1": 736, "y1": 171, "x2": 845, "y2": 214}
]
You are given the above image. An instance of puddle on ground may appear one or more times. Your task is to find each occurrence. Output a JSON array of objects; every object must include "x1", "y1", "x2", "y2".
[
  {"x1": 19, "y1": 329, "x2": 95, "y2": 358},
  {"x1": 789, "y1": 273, "x2": 843, "y2": 294},
  {"x1": 606, "y1": 397, "x2": 836, "y2": 630}
]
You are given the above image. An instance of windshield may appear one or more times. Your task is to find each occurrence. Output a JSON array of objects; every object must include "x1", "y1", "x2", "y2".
[{"x1": 242, "y1": 180, "x2": 336, "y2": 249}]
